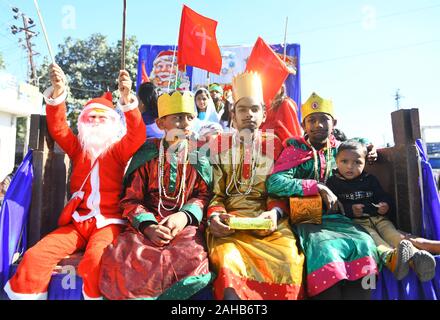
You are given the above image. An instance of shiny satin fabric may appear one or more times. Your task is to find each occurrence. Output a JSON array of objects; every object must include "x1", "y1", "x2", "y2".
[
  {"x1": 99, "y1": 142, "x2": 212, "y2": 300},
  {"x1": 208, "y1": 135, "x2": 305, "y2": 299},
  {"x1": 99, "y1": 225, "x2": 210, "y2": 300},
  {"x1": 210, "y1": 135, "x2": 284, "y2": 217},
  {"x1": 121, "y1": 150, "x2": 210, "y2": 225},
  {"x1": 206, "y1": 219, "x2": 304, "y2": 300},
  {"x1": 294, "y1": 214, "x2": 380, "y2": 297}
]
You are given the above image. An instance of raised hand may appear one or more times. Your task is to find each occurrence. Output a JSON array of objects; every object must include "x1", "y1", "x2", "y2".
[
  {"x1": 49, "y1": 64, "x2": 66, "y2": 99},
  {"x1": 118, "y1": 70, "x2": 133, "y2": 105}
]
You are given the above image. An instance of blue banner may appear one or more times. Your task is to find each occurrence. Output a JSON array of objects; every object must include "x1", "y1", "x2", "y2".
[{"x1": 0, "y1": 150, "x2": 33, "y2": 298}]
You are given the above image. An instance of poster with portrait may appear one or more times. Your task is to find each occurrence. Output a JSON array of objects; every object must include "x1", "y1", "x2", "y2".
[{"x1": 137, "y1": 43, "x2": 301, "y2": 106}]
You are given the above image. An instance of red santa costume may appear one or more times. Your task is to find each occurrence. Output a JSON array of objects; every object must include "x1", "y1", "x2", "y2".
[{"x1": 4, "y1": 86, "x2": 146, "y2": 300}]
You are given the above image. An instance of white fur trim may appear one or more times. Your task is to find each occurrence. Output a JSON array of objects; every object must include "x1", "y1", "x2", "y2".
[
  {"x1": 4, "y1": 281, "x2": 48, "y2": 300},
  {"x1": 81, "y1": 104, "x2": 119, "y2": 120},
  {"x1": 71, "y1": 162, "x2": 127, "y2": 229},
  {"x1": 43, "y1": 86, "x2": 68, "y2": 106},
  {"x1": 95, "y1": 214, "x2": 127, "y2": 229},
  {"x1": 72, "y1": 211, "x2": 127, "y2": 229},
  {"x1": 82, "y1": 286, "x2": 103, "y2": 300},
  {"x1": 118, "y1": 96, "x2": 138, "y2": 112}
]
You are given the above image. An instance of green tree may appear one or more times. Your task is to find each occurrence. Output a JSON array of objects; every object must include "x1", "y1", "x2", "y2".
[{"x1": 38, "y1": 33, "x2": 139, "y2": 131}]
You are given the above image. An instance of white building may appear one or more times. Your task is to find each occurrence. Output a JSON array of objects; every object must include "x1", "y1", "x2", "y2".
[{"x1": 0, "y1": 72, "x2": 43, "y2": 181}]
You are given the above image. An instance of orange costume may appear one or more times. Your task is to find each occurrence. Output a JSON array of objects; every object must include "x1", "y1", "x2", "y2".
[{"x1": 4, "y1": 88, "x2": 146, "y2": 300}]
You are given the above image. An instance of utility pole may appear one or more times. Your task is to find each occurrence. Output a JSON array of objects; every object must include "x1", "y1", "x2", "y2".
[
  {"x1": 10, "y1": 7, "x2": 39, "y2": 86},
  {"x1": 10, "y1": 7, "x2": 40, "y2": 164},
  {"x1": 394, "y1": 89, "x2": 403, "y2": 110}
]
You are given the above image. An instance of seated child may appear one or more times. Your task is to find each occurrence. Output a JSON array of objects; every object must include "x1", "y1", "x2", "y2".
[
  {"x1": 326, "y1": 139, "x2": 436, "y2": 282},
  {"x1": 98, "y1": 91, "x2": 213, "y2": 300}
]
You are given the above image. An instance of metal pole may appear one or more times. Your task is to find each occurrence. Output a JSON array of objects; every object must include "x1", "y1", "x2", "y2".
[
  {"x1": 121, "y1": 0, "x2": 127, "y2": 70},
  {"x1": 169, "y1": 5, "x2": 183, "y2": 92},
  {"x1": 283, "y1": 16, "x2": 288, "y2": 61},
  {"x1": 33, "y1": 0, "x2": 55, "y2": 64}
]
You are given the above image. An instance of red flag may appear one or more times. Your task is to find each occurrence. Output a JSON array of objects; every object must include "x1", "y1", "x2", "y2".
[
  {"x1": 246, "y1": 37, "x2": 291, "y2": 106},
  {"x1": 177, "y1": 5, "x2": 222, "y2": 74}
]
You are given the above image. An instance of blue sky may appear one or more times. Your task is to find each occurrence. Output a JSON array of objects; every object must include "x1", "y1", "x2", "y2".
[{"x1": 1, "y1": 0, "x2": 439, "y2": 145}]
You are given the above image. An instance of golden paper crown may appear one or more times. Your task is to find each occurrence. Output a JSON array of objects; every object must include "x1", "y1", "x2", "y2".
[
  {"x1": 157, "y1": 91, "x2": 195, "y2": 119},
  {"x1": 232, "y1": 71, "x2": 264, "y2": 104},
  {"x1": 301, "y1": 92, "x2": 334, "y2": 121}
]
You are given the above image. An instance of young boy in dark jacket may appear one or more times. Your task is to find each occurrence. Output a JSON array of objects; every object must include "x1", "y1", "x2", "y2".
[{"x1": 327, "y1": 139, "x2": 436, "y2": 282}]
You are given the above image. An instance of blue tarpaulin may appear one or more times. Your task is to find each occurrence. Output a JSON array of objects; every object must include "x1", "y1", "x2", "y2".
[{"x1": 0, "y1": 150, "x2": 33, "y2": 299}]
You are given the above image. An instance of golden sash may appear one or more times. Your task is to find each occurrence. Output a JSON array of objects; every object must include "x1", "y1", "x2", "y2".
[{"x1": 289, "y1": 195, "x2": 322, "y2": 225}]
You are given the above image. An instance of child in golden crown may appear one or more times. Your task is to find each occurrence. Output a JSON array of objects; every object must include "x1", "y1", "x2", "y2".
[
  {"x1": 206, "y1": 72, "x2": 305, "y2": 300},
  {"x1": 98, "y1": 91, "x2": 214, "y2": 300},
  {"x1": 4, "y1": 64, "x2": 146, "y2": 300},
  {"x1": 267, "y1": 93, "x2": 380, "y2": 299}
]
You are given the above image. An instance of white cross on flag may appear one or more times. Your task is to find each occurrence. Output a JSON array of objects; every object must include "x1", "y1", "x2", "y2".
[{"x1": 177, "y1": 5, "x2": 222, "y2": 74}]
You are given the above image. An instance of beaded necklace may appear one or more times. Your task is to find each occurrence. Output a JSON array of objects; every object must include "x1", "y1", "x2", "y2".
[
  {"x1": 225, "y1": 132, "x2": 262, "y2": 196},
  {"x1": 157, "y1": 138, "x2": 189, "y2": 217},
  {"x1": 308, "y1": 138, "x2": 332, "y2": 184}
]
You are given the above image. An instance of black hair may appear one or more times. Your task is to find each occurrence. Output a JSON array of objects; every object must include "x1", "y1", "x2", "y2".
[
  {"x1": 138, "y1": 82, "x2": 159, "y2": 119},
  {"x1": 220, "y1": 100, "x2": 232, "y2": 125},
  {"x1": 336, "y1": 139, "x2": 368, "y2": 158},
  {"x1": 333, "y1": 128, "x2": 347, "y2": 142}
]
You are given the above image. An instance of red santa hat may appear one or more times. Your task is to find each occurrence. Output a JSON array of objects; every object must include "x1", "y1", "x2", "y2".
[
  {"x1": 84, "y1": 92, "x2": 114, "y2": 109},
  {"x1": 153, "y1": 50, "x2": 176, "y2": 65},
  {"x1": 80, "y1": 92, "x2": 119, "y2": 120}
]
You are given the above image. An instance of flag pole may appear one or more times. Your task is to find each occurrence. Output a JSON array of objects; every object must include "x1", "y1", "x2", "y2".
[
  {"x1": 121, "y1": 0, "x2": 127, "y2": 70},
  {"x1": 33, "y1": 0, "x2": 55, "y2": 64},
  {"x1": 283, "y1": 16, "x2": 288, "y2": 62},
  {"x1": 170, "y1": 5, "x2": 185, "y2": 92},
  {"x1": 167, "y1": 41, "x2": 178, "y2": 93},
  {"x1": 206, "y1": 72, "x2": 210, "y2": 88}
]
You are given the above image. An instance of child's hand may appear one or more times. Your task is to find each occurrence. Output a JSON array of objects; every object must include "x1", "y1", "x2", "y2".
[
  {"x1": 377, "y1": 202, "x2": 389, "y2": 215},
  {"x1": 159, "y1": 212, "x2": 188, "y2": 238},
  {"x1": 142, "y1": 224, "x2": 173, "y2": 247},
  {"x1": 252, "y1": 209, "x2": 278, "y2": 237},
  {"x1": 352, "y1": 204, "x2": 365, "y2": 217},
  {"x1": 209, "y1": 213, "x2": 235, "y2": 238}
]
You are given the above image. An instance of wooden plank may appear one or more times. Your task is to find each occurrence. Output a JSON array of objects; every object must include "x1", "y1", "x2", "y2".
[{"x1": 28, "y1": 115, "x2": 69, "y2": 246}]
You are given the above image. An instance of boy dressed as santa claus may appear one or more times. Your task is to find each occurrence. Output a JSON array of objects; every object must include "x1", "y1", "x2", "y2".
[{"x1": 4, "y1": 64, "x2": 146, "y2": 300}]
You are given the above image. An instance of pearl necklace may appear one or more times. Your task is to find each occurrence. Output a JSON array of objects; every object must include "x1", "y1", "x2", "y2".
[
  {"x1": 225, "y1": 132, "x2": 262, "y2": 196},
  {"x1": 308, "y1": 139, "x2": 332, "y2": 184},
  {"x1": 158, "y1": 138, "x2": 189, "y2": 217}
]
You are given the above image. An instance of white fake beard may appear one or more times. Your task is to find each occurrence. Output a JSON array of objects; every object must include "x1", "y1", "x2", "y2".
[{"x1": 78, "y1": 119, "x2": 122, "y2": 159}]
